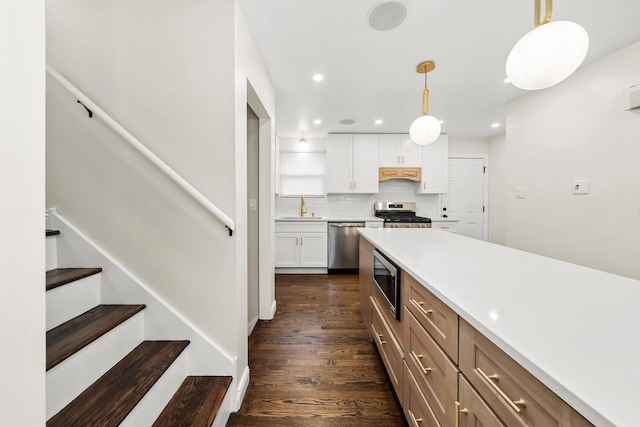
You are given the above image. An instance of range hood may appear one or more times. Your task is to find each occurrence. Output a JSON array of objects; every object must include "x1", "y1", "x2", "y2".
[{"x1": 378, "y1": 168, "x2": 422, "y2": 182}]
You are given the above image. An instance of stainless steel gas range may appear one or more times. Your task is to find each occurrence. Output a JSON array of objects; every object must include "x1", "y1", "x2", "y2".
[{"x1": 373, "y1": 202, "x2": 432, "y2": 228}]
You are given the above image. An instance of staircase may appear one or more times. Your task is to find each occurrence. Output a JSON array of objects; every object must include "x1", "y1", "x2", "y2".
[{"x1": 45, "y1": 211, "x2": 234, "y2": 426}]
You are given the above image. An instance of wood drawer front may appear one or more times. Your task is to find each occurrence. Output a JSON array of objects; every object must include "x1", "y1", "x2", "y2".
[
  {"x1": 459, "y1": 320, "x2": 592, "y2": 427},
  {"x1": 404, "y1": 308, "x2": 459, "y2": 427},
  {"x1": 372, "y1": 276, "x2": 403, "y2": 348},
  {"x1": 403, "y1": 361, "x2": 441, "y2": 427},
  {"x1": 371, "y1": 297, "x2": 404, "y2": 401},
  {"x1": 404, "y1": 272, "x2": 459, "y2": 362},
  {"x1": 458, "y1": 374, "x2": 505, "y2": 427}
]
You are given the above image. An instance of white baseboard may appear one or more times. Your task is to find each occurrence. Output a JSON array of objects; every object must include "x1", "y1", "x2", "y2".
[
  {"x1": 234, "y1": 366, "x2": 250, "y2": 411},
  {"x1": 247, "y1": 317, "x2": 259, "y2": 336},
  {"x1": 275, "y1": 267, "x2": 327, "y2": 274},
  {"x1": 270, "y1": 299, "x2": 277, "y2": 318}
]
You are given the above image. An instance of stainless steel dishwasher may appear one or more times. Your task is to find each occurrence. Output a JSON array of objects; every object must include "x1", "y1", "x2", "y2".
[{"x1": 328, "y1": 222, "x2": 365, "y2": 272}]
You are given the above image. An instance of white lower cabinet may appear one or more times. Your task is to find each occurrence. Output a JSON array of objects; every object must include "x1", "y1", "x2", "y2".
[
  {"x1": 275, "y1": 222, "x2": 327, "y2": 268},
  {"x1": 431, "y1": 220, "x2": 458, "y2": 233}
]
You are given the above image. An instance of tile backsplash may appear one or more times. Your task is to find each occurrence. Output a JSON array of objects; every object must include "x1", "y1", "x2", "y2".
[{"x1": 276, "y1": 180, "x2": 440, "y2": 218}]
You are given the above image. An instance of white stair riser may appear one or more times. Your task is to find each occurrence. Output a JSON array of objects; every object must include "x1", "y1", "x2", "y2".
[
  {"x1": 46, "y1": 313, "x2": 144, "y2": 419},
  {"x1": 119, "y1": 349, "x2": 188, "y2": 427},
  {"x1": 46, "y1": 235, "x2": 58, "y2": 271},
  {"x1": 46, "y1": 275, "x2": 101, "y2": 330}
]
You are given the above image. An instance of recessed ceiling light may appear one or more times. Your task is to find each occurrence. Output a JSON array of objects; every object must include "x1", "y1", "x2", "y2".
[
  {"x1": 491, "y1": 123, "x2": 501, "y2": 128},
  {"x1": 299, "y1": 138, "x2": 307, "y2": 144},
  {"x1": 314, "y1": 119, "x2": 322, "y2": 125},
  {"x1": 375, "y1": 119, "x2": 383, "y2": 125},
  {"x1": 367, "y1": 1, "x2": 408, "y2": 31},
  {"x1": 339, "y1": 119, "x2": 356, "y2": 125},
  {"x1": 312, "y1": 74, "x2": 324, "y2": 82}
]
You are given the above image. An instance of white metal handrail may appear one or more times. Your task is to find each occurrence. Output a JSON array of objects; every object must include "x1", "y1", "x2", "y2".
[{"x1": 46, "y1": 65, "x2": 235, "y2": 236}]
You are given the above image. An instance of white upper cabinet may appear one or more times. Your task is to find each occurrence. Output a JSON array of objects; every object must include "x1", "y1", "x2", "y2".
[
  {"x1": 417, "y1": 134, "x2": 448, "y2": 194},
  {"x1": 326, "y1": 134, "x2": 379, "y2": 193},
  {"x1": 379, "y1": 134, "x2": 422, "y2": 167}
]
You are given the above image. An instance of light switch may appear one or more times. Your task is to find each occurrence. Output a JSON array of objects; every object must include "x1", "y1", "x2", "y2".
[
  {"x1": 572, "y1": 180, "x2": 589, "y2": 195},
  {"x1": 515, "y1": 186, "x2": 527, "y2": 199},
  {"x1": 249, "y1": 199, "x2": 257, "y2": 211}
]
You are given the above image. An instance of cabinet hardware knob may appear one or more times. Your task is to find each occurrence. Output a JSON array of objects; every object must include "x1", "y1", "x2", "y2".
[
  {"x1": 477, "y1": 368, "x2": 524, "y2": 413},
  {"x1": 401, "y1": 155, "x2": 405, "y2": 163},
  {"x1": 423, "y1": 182, "x2": 426, "y2": 190},
  {"x1": 455, "y1": 401, "x2": 469, "y2": 427},
  {"x1": 408, "y1": 410, "x2": 423, "y2": 427},
  {"x1": 411, "y1": 299, "x2": 433, "y2": 315},
  {"x1": 300, "y1": 237, "x2": 303, "y2": 245},
  {"x1": 411, "y1": 351, "x2": 432, "y2": 375}
]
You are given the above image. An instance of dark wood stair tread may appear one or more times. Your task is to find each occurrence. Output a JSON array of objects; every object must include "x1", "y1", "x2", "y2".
[
  {"x1": 153, "y1": 376, "x2": 232, "y2": 426},
  {"x1": 47, "y1": 340, "x2": 189, "y2": 427},
  {"x1": 46, "y1": 267, "x2": 103, "y2": 291},
  {"x1": 47, "y1": 304, "x2": 145, "y2": 370},
  {"x1": 46, "y1": 229, "x2": 61, "y2": 237}
]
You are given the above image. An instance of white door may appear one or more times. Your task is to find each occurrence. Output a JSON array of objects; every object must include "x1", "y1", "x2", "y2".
[{"x1": 442, "y1": 158, "x2": 486, "y2": 240}]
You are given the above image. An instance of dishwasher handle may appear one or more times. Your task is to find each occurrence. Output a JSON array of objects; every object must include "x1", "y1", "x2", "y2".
[{"x1": 329, "y1": 222, "x2": 365, "y2": 228}]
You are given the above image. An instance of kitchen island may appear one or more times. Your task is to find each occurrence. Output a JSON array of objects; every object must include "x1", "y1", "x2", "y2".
[{"x1": 358, "y1": 228, "x2": 640, "y2": 427}]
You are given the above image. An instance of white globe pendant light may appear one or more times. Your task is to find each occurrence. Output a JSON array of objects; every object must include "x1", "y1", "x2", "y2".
[
  {"x1": 410, "y1": 61, "x2": 441, "y2": 146},
  {"x1": 506, "y1": 0, "x2": 589, "y2": 91}
]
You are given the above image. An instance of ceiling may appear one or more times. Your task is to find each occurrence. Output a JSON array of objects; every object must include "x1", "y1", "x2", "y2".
[{"x1": 237, "y1": 0, "x2": 640, "y2": 139}]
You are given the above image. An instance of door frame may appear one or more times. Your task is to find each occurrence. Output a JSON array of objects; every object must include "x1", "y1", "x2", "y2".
[{"x1": 439, "y1": 155, "x2": 489, "y2": 241}]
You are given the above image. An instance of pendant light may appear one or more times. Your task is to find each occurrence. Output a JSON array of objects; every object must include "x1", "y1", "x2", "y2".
[
  {"x1": 409, "y1": 61, "x2": 441, "y2": 146},
  {"x1": 506, "y1": 0, "x2": 589, "y2": 91}
]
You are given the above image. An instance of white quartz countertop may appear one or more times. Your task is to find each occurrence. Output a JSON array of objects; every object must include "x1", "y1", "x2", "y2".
[
  {"x1": 358, "y1": 228, "x2": 640, "y2": 427},
  {"x1": 276, "y1": 216, "x2": 383, "y2": 222}
]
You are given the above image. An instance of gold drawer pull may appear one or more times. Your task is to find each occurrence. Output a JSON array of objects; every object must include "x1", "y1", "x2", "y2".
[
  {"x1": 477, "y1": 367, "x2": 525, "y2": 413},
  {"x1": 411, "y1": 351, "x2": 432, "y2": 375},
  {"x1": 408, "y1": 410, "x2": 423, "y2": 427},
  {"x1": 455, "y1": 401, "x2": 469, "y2": 427},
  {"x1": 411, "y1": 299, "x2": 433, "y2": 315}
]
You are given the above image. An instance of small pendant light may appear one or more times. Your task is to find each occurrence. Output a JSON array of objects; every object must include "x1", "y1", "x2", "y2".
[
  {"x1": 506, "y1": 0, "x2": 589, "y2": 90},
  {"x1": 409, "y1": 61, "x2": 441, "y2": 145}
]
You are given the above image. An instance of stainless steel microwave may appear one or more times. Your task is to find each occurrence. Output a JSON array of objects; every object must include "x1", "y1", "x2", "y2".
[{"x1": 373, "y1": 249, "x2": 401, "y2": 321}]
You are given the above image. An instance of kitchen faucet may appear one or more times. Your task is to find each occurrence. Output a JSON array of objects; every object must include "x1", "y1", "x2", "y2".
[{"x1": 300, "y1": 195, "x2": 307, "y2": 217}]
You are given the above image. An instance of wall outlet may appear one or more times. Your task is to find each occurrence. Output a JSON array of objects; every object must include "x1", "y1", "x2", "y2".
[
  {"x1": 572, "y1": 180, "x2": 589, "y2": 195},
  {"x1": 515, "y1": 186, "x2": 527, "y2": 199}
]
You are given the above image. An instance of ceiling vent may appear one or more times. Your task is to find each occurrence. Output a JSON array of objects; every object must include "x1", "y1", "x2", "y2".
[{"x1": 367, "y1": 1, "x2": 408, "y2": 31}]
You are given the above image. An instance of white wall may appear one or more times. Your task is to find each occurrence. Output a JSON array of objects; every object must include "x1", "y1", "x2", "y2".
[
  {"x1": 448, "y1": 137, "x2": 489, "y2": 157},
  {"x1": 0, "y1": 0, "x2": 46, "y2": 424},
  {"x1": 505, "y1": 40, "x2": 640, "y2": 279},
  {"x1": 488, "y1": 133, "x2": 507, "y2": 245},
  {"x1": 234, "y1": 2, "x2": 277, "y2": 402},
  {"x1": 46, "y1": 0, "x2": 239, "y2": 365}
]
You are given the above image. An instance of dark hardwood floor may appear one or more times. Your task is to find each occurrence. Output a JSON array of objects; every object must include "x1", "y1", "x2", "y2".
[{"x1": 227, "y1": 274, "x2": 406, "y2": 426}]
